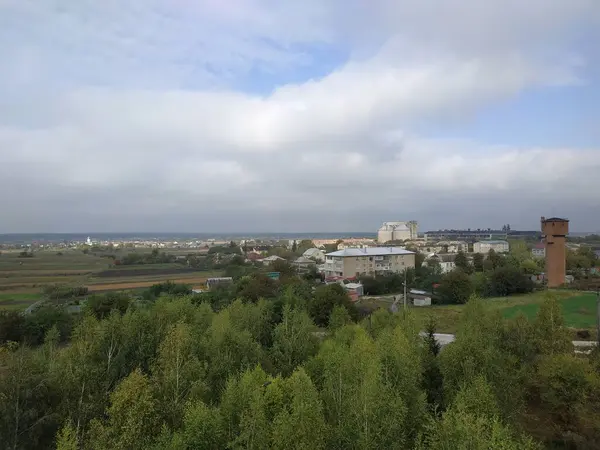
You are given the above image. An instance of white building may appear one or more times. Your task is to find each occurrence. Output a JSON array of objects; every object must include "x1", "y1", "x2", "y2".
[
  {"x1": 474, "y1": 240, "x2": 509, "y2": 254},
  {"x1": 423, "y1": 253, "x2": 456, "y2": 274},
  {"x1": 377, "y1": 221, "x2": 418, "y2": 242},
  {"x1": 302, "y1": 248, "x2": 326, "y2": 262},
  {"x1": 531, "y1": 243, "x2": 546, "y2": 258}
]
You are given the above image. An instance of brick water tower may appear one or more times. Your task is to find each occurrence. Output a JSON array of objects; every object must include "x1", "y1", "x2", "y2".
[{"x1": 541, "y1": 216, "x2": 569, "y2": 288}]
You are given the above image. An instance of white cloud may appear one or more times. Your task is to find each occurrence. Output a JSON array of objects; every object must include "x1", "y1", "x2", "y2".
[{"x1": 0, "y1": 0, "x2": 599, "y2": 232}]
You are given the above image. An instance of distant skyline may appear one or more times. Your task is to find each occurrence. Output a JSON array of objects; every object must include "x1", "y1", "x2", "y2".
[{"x1": 1, "y1": 1, "x2": 599, "y2": 233}]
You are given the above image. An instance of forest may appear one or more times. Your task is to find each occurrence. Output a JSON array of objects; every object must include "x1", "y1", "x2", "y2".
[{"x1": 1, "y1": 278, "x2": 599, "y2": 449}]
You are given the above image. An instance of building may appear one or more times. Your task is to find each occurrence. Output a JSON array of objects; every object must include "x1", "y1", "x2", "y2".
[
  {"x1": 302, "y1": 248, "x2": 326, "y2": 262},
  {"x1": 473, "y1": 240, "x2": 509, "y2": 254},
  {"x1": 377, "y1": 221, "x2": 418, "y2": 242},
  {"x1": 425, "y1": 229, "x2": 540, "y2": 242},
  {"x1": 531, "y1": 242, "x2": 546, "y2": 258},
  {"x1": 324, "y1": 247, "x2": 415, "y2": 278},
  {"x1": 293, "y1": 256, "x2": 316, "y2": 274},
  {"x1": 425, "y1": 229, "x2": 507, "y2": 242},
  {"x1": 337, "y1": 239, "x2": 376, "y2": 250},
  {"x1": 541, "y1": 216, "x2": 569, "y2": 288},
  {"x1": 206, "y1": 277, "x2": 234, "y2": 290},
  {"x1": 423, "y1": 253, "x2": 456, "y2": 274},
  {"x1": 409, "y1": 289, "x2": 432, "y2": 306},
  {"x1": 260, "y1": 255, "x2": 285, "y2": 264}
]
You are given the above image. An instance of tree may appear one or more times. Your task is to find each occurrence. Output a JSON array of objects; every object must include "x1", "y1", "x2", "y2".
[
  {"x1": 271, "y1": 306, "x2": 318, "y2": 376},
  {"x1": 271, "y1": 369, "x2": 327, "y2": 450},
  {"x1": 533, "y1": 295, "x2": 572, "y2": 356},
  {"x1": 309, "y1": 283, "x2": 358, "y2": 327},
  {"x1": 152, "y1": 322, "x2": 206, "y2": 427},
  {"x1": 56, "y1": 421, "x2": 78, "y2": 450},
  {"x1": 486, "y1": 248, "x2": 503, "y2": 270},
  {"x1": 291, "y1": 240, "x2": 298, "y2": 253},
  {"x1": 87, "y1": 368, "x2": 160, "y2": 450},
  {"x1": 488, "y1": 266, "x2": 534, "y2": 297},
  {"x1": 437, "y1": 270, "x2": 473, "y2": 304},
  {"x1": 422, "y1": 318, "x2": 444, "y2": 412},
  {"x1": 329, "y1": 305, "x2": 352, "y2": 332},
  {"x1": 472, "y1": 253, "x2": 484, "y2": 272},
  {"x1": 454, "y1": 251, "x2": 471, "y2": 274}
]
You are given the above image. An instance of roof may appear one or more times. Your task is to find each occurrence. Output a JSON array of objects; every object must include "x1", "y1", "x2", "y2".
[
  {"x1": 262, "y1": 255, "x2": 285, "y2": 261},
  {"x1": 326, "y1": 247, "x2": 415, "y2": 257},
  {"x1": 476, "y1": 240, "x2": 508, "y2": 244},
  {"x1": 294, "y1": 256, "x2": 315, "y2": 264},
  {"x1": 542, "y1": 217, "x2": 569, "y2": 222},
  {"x1": 303, "y1": 248, "x2": 324, "y2": 257}
]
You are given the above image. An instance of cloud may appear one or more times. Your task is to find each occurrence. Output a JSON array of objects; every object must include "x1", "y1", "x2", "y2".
[{"x1": 0, "y1": 0, "x2": 599, "y2": 232}]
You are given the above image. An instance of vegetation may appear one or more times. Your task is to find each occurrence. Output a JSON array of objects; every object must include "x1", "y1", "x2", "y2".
[{"x1": 1, "y1": 287, "x2": 598, "y2": 449}]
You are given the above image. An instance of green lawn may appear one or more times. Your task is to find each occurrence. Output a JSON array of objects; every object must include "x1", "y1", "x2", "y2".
[
  {"x1": 408, "y1": 290, "x2": 596, "y2": 333},
  {"x1": 503, "y1": 293, "x2": 597, "y2": 328}
]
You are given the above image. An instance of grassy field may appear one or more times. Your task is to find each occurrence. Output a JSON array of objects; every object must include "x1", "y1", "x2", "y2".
[
  {"x1": 0, "y1": 250, "x2": 221, "y2": 311},
  {"x1": 358, "y1": 290, "x2": 597, "y2": 335}
]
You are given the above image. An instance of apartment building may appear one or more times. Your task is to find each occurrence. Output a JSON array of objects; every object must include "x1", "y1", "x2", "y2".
[
  {"x1": 473, "y1": 240, "x2": 509, "y2": 254},
  {"x1": 324, "y1": 247, "x2": 415, "y2": 278}
]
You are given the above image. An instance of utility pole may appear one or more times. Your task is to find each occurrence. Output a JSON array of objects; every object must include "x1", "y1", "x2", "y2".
[
  {"x1": 403, "y1": 269, "x2": 408, "y2": 311},
  {"x1": 596, "y1": 290, "x2": 600, "y2": 348}
]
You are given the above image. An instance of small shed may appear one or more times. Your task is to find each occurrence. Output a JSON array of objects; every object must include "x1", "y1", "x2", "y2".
[{"x1": 409, "y1": 289, "x2": 432, "y2": 307}]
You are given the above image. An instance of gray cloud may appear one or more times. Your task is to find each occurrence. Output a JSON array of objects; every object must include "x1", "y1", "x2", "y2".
[{"x1": 0, "y1": 0, "x2": 599, "y2": 233}]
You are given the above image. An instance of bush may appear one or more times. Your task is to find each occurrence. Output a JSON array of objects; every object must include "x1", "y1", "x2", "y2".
[
  {"x1": 437, "y1": 270, "x2": 473, "y2": 304},
  {"x1": 86, "y1": 292, "x2": 133, "y2": 319}
]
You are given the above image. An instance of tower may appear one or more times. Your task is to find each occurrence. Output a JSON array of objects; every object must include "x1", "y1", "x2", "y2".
[{"x1": 541, "y1": 216, "x2": 569, "y2": 288}]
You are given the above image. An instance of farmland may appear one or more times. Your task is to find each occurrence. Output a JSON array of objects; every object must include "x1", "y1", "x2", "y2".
[{"x1": 0, "y1": 249, "x2": 220, "y2": 310}]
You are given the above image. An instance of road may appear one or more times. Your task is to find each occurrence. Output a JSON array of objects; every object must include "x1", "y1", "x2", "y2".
[{"x1": 421, "y1": 333, "x2": 597, "y2": 352}]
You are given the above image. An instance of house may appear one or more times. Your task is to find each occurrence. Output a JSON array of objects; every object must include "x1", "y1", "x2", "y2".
[
  {"x1": 206, "y1": 277, "x2": 234, "y2": 290},
  {"x1": 531, "y1": 242, "x2": 546, "y2": 258},
  {"x1": 260, "y1": 255, "x2": 285, "y2": 264},
  {"x1": 409, "y1": 289, "x2": 432, "y2": 306},
  {"x1": 423, "y1": 253, "x2": 456, "y2": 274},
  {"x1": 324, "y1": 247, "x2": 415, "y2": 278},
  {"x1": 343, "y1": 282, "x2": 364, "y2": 301},
  {"x1": 245, "y1": 252, "x2": 263, "y2": 262},
  {"x1": 302, "y1": 248, "x2": 326, "y2": 262},
  {"x1": 293, "y1": 256, "x2": 316, "y2": 274},
  {"x1": 473, "y1": 240, "x2": 509, "y2": 254}
]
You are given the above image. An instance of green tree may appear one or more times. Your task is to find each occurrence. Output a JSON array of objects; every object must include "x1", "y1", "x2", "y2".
[
  {"x1": 170, "y1": 401, "x2": 226, "y2": 449},
  {"x1": 486, "y1": 248, "x2": 503, "y2": 270},
  {"x1": 422, "y1": 318, "x2": 444, "y2": 412},
  {"x1": 152, "y1": 322, "x2": 206, "y2": 427},
  {"x1": 472, "y1": 252, "x2": 484, "y2": 272},
  {"x1": 309, "y1": 284, "x2": 358, "y2": 327},
  {"x1": 437, "y1": 270, "x2": 473, "y2": 304},
  {"x1": 291, "y1": 240, "x2": 298, "y2": 253},
  {"x1": 533, "y1": 295, "x2": 573, "y2": 356},
  {"x1": 328, "y1": 305, "x2": 352, "y2": 332},
  {"x1": 56, "y1": 421, "x2": 78, "y2": 450},
  {"x1": 271, "y1": 306, "x2": 318, "y2": 376},
  {"x1": 87, "y1": 368, "x2": 160, "y2": 450},
  {"x1": 454, "y1": 250, "x2": 471, "y2": 273},
  {"x1": 271, "y1": 368, "x2": 327, "y2": 450}
]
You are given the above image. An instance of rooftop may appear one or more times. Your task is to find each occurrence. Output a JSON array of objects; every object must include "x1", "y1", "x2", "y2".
[
  {"x1": 476, "y1": 240, "x2": 509, "y2": 244},
  {"x1": 326, "y1": 247, "x2": 415, "y2": 257},
  {"x1": 541, "y1": 217, "x2": 569, "y2": 223}
]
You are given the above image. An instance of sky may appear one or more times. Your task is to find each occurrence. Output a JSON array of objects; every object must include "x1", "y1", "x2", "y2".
[{"x1": 0, "y1": 0, "x2": 599, "y2": 233}]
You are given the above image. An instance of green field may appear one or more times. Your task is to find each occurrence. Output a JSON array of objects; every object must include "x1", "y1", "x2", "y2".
[
  {"x1": 403, "y1": 290, "x2": 597, "y2": 334},
  {"x1": 0, "y1": 250, "x2": 220, "y2": 311},
  {"x1": 502, "y1": 293, "x2": 597, "y2": 328},
  {"x1": 0, "y1": 292, "x2": 43, "y2": 311}
]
